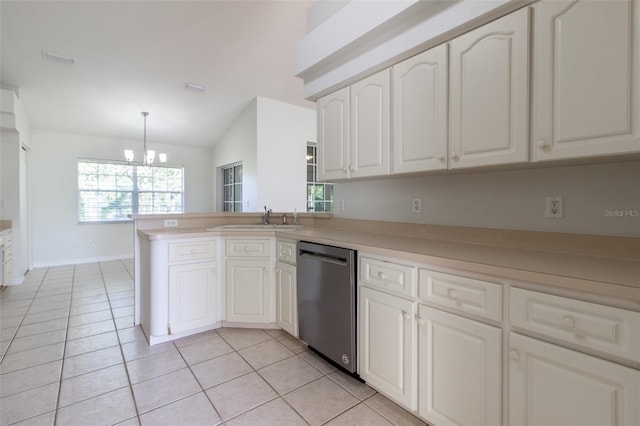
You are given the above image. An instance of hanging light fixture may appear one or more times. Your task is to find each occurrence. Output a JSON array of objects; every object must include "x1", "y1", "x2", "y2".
[{"x1": 124, "y1": 112, "x2": 167, "y2": 166}]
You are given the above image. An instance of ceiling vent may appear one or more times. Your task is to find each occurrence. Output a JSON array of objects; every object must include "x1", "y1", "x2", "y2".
[
  {"x1": 42, "y1": 50, "x2": 75, "y2": 65},
  {"x1": 184, "y1": 82, "x2": 206, "y2": 93}
]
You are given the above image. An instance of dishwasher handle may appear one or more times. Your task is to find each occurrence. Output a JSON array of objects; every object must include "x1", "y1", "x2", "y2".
[{"x1": 299, "y1": 249, "x2": 349, "y2": 266}]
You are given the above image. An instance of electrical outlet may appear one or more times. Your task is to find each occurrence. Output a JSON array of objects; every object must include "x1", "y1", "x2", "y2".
[
  {"x1": 545, "y1": 196, "x2": 563, "y2": 218},
  {"x1": 412, "y1": 198, "x2": 422, "y2": 213},
  {"x1": 164, "y1": 219, "x2": 178, "y2": 227}
]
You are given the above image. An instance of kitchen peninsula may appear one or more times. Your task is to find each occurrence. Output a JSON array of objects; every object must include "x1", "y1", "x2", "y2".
[{"x1": 133, "y1": 212, "x2": 640, "y2": 425}]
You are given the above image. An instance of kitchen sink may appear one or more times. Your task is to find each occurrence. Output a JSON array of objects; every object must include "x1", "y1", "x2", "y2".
[{"x1": 206, "y1": 224, "x2": 302, "y2": 231}]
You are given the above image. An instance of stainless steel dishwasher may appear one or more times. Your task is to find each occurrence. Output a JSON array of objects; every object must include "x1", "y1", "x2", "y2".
[{"x1": 297, "y1": 241, "x2": 357, "y2": 374}]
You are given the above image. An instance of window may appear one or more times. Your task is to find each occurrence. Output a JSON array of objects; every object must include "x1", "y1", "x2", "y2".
[
  {"x1": 222, "y1": 162, "x2": 243, "y2": 212},
  {"x1": 306, "y1": 143, "x2": 333, "y2": 212},
  {"x1": 78, "y1": 159, "x2": 184, "y2": 222}
]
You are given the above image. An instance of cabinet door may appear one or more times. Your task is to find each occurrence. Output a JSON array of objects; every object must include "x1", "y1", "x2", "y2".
[
  {"x1": 276, "y1": 262, "x2": 298, "y2": 337},
  {"x1": 393, "y1": 44, "x2": 449, "y2": 173},
  {"x1": 509, "y1": 333, "x2": 640, "y2": 426},
  {"x1": 226, "y1": 259, "x2": 271, "y2": 323},
  {"x1": 449, "y1": 7, "x2": 529, "y2": 169},
  {"x1": 351, "y1": 69, "x2": 391, "y2": 178},
  {"x1": 418, "y1": 305, "x2": 502, "y2": 426},
  {"x1": 168, "y1": 261, "x2": 217, "y2": 334},
  {"x1": 532, "y1": 0, "x2": 639, "y2": 161},
  {"x1": 318, "y1": 86, "x2": 350, "y2": 181},
  {"x1": 359, "y1": 286, "x2": 416, "y2": 410}
]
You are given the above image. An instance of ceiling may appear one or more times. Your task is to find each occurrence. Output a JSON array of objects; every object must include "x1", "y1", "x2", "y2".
[{"x1": 0, "y1": 0, "x2": 316, "y2": 148}]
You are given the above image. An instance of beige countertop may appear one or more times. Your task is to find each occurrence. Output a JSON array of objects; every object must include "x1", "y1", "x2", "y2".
[{"x1": 138, "y1": 225, "x2": 640, "y2": 302}]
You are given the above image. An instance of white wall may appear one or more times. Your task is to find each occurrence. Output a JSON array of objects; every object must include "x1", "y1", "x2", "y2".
[
  {"x1": 30, "y1": 129, "x2": 214, "y2": 267},
  {"x1": 333, "y1": 161, "x2": 640, "y2": 237},
  {"x1": 211, "y1": 99, "x2": 258, "y2": 211},
  {"x1": 256, "y1": 97, "x2": 315, "y2": 213},
  {"x1": 211, "y1": 96, "x2": 316, "y2": 213}
]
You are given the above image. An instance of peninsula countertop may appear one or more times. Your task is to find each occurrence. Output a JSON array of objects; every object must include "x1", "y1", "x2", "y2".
[{"x1": 137, "y1": 224, "x2": 640, "y2": 303}]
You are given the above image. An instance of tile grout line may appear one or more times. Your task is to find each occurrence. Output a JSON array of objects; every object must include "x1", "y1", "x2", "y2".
[
  {"x1": 0, "y1": 267, "x2": 50, "y2": 365},
  {"x1": 52, "y1": 264, "x2": 76, "y2": 426},
  {"x1": 172, "y1": 338, "x2": 226, "y2": 425},
  {"x1": 98, "y1": 260, "x2": 142, "y2": 425}
]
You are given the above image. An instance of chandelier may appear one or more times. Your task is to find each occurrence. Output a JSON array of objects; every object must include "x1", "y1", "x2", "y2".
[{"x1": 124, "y1": 112, "x2": 167, "y2": 166}]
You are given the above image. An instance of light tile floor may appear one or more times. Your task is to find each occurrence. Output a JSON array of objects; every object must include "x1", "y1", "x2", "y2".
[{"x1": 0, "y1": 260, "x2": 427, "y2": 426}]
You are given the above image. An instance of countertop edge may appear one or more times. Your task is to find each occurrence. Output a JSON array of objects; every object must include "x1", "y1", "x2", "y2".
[{"x1": 136, "y1": 227, "x2": 640, "y2": 302}]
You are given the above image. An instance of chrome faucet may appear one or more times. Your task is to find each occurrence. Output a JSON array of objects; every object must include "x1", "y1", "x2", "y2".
[{"x1": 263, "y1": 206, "x2": 272, "y2": 225}]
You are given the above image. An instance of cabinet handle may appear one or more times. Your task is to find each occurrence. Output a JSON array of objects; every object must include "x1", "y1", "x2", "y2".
[
  {"x1": 211, "y1": 268, "x2": 216, "y2": 272},
  {"x1": 451, "y1": 152, "x2": 459, "y2": 161},
  {"x1": 190, "y1": 249, "x2": 197, "y2": 254},
  {"x1": 561, "y1": 316, "x2": 575, "y2": 329},
  {"x1": 537, "y1": 139, "x2": 549, "y2": 150},
  {"x1": 349, "y1": 165, "x2": 355, "y2": 172},
  {"x1": 263, "y1": 267, "x2": 268, "y2": 272},
  {"x1": 402, "y1": 311, "x2": 410, "y2": 321},
  {"x1": 447, "y1": 289, "x2": 457, "y2": 299},
  {"x1": 417, "y1": 317, "x2": 425, "y2": 326},
  {"x1": 438, "y1": 155, "x2": 446, "y2": 162},
  {"x1": 509, "y1": 349, "x2": 519, "y2": 361},
  {"x1": 377, "y1": 272, "x2": 387, "y2": 280}
]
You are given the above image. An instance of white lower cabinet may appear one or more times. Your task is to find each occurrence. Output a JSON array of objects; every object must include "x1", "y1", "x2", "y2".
[
  {"x1": 142, "y1": 237, "x2": 220, "y2": 344},
  {"x1": 359, "y1": 285, "x2": 416, "y2": 410},
  {"x1": 276, "y1": 261, "x2": 297, "y2": 337},
  {"x1": 418, "y1": 305, "x2": 502, "y2": 426},
  {"x1": 168, "y1": 261, "x2": 217, "y2": 334},
  {"x1": 225, "y1": 238, "x2": 274, "y2": 324},
  {"x1": 509, "y1": 332, "x2": 640, "y2": 426},
  {"x1": 226, "y1": 259, "x2": 272, "y2": 323}
]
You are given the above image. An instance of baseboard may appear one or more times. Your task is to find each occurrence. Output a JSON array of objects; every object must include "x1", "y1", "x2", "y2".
[{"x1": 31, "y1": 254, "x2": 133, "y2": 269}]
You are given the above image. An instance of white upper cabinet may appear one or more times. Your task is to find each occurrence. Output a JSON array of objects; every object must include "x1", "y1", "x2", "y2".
[
  {"x1": 532, "y1": 0, "x2": 640, "y2": 161},
  {"x1": 318, "y1": 86, "x2": 350, "y2": 180},
  {"x1": 393, "y1": 44, "x2": 449, "y2": 173},
  {"x1": 350, "y1": 69, "x2": 391, "y2": 178},
  {"x1": 449, "y1": 7, "x2": 530, "y2": 169}
]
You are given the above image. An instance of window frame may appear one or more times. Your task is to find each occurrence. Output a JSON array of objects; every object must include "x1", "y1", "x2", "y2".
[
  {"x1": 221, "y1": 162, "x2": 243, "y2": 212},
  {"x1": 306, "y1": 143, "x2": 333, "y2": 213},
  {"x1": 77, "y1": 158, "x2": 185, "y2": 223}
]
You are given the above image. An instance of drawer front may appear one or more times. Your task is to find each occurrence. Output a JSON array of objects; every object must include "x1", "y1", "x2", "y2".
[
  {"x1": 276, "y1": 240, "x2": 296, "y2": 264},
  {"x1": 419, "y1": 270, "x2": 502, "y2": 322},
  {"x1": 168, "y1": 240, "x2": 216, "y2": 262},
  {"x1": 226, "y1": 238, "x2": 271, "y2": 258},
  {"x1": 510, "y1": 287, "x2": 640, "y2": 363},
  {"x1": 360, "y1": 256, "x2": 416, "y2": 297}
]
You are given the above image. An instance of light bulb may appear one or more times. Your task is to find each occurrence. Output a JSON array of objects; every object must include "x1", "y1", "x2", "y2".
[
  {"x1": 159, "y1": 153, "x2": 167, "y2": 164},
  {"x1": 146, "y1": 150, "x2": 155, "y2": 165},
  {"x1": 124, "y1": 149, "x2": 134, "y2": 162}
]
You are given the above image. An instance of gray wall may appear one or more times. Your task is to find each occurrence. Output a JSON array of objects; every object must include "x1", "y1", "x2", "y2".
[{"x1": 333, "y1": 160, "x2": 640, "y2": 237}]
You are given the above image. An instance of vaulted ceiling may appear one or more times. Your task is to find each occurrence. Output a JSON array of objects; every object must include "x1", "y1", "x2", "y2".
[{"x1": 0, "y1": 0, "x2": 315, "y2": 147}]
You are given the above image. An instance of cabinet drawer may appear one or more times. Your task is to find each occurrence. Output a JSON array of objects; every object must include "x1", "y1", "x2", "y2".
[
  {"x1": 360, "y1": 256, "x2": 416, "y2": 297},
  {"x1": 226, "y1": 239, "x2": 271, "y2": 258},
  {"x1": 510, "y1": 287, "x2": 640, "y2": 363},
  {"x1": 168, "y1": 240, "x2": 216, "y2": 262},
  {"x1": 276, "y1": 240, "x2": 296, "y2": 264},
  {"x1": 419, "y1": 270, "x2": 502, "y2": 322}
]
